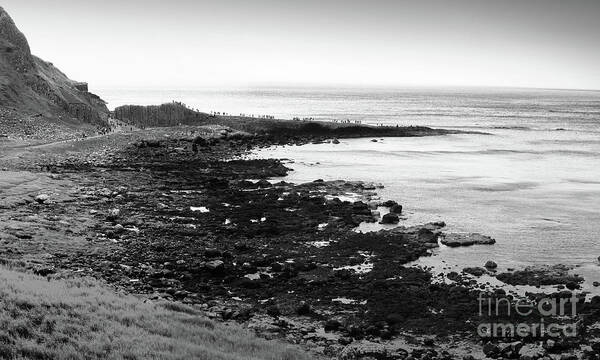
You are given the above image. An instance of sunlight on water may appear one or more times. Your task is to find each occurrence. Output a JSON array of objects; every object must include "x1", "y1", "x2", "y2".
[{"x1": 252, "y1": 130, "x2": 600, "y2": 291}]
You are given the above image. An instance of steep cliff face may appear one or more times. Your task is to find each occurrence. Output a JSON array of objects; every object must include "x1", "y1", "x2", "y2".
[{"x1": 0, "y1": 6, "x2": 108, "y2": 129}]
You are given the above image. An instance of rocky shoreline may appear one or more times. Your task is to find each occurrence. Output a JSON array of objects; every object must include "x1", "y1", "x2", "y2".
[{"x1": 1, "y1": 126, "x2": 600, "y2": 359}]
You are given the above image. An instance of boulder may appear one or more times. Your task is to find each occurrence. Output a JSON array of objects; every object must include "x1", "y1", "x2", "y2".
[
  {"x1": 496, "y1": 264, "x2": 583, "y2": 286},
  {"x1": 296, "y1": 301, "x2": 311, "y2": 315},
  {"x1": 381, "y1": 200, "x2": 398, "y2": 208},
  {"x1": 256, "y1": 179, "x2": 272, "y2": 188},
  {"x1": 483, "y1": 342, "x2": 500, "y2": 358},
  {"x1": 485, "y1": 260, "x2": 498, "y2": 269},
  {"x1": 389, "y1": 204, "x2": 403, "y2": 214},
  {"x1": 440, "y1": 233, "x2": 496, "y2": 247},
  {"x1": 417, "y1": 228, "x2": 438, "y2": 243},
  {"x1": 498, "y1": 341, "x2": 523, "y2": 358},
  {"x1": 34, "y1": 194, "x2": 49, "y2": 204},
  {"x1": 367, "y1": 201, "x2": 379, "y2": 210},
  {"x1": 352, "y1": 201, "x2": 372, "y2": 216},
  {"x1": 565, "y1": 281, "x2": 578, "y2": 290},
  {"x1": 463, "y1": 267, "x2": 486, "y2": 276},
  {"x1": 205, "y1": 260, "x2": 224, "y2": 271},
  {"x1": 379, "y1": 213, "x2": 399, "y2": 224}
]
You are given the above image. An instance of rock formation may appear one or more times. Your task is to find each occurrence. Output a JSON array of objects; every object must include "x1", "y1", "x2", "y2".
[{"x1": 114, "y1": 102, "x2": 209, "y2": 128}]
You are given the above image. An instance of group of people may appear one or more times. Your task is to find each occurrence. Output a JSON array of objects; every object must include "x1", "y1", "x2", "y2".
[
  {"x1": 210, "y1": 111, "x2": 276, "y2": 119},
  {"x1": 331, "y1": 119, "x2": 363, "y2": 124},
  {"x1": 238, "y1": 113, "x2": 276, "y2": 119}
]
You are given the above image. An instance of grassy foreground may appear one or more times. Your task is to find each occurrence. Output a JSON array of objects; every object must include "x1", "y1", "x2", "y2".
[{"x1": 0, "y1": 267, "x2": 311, "y2": 360}]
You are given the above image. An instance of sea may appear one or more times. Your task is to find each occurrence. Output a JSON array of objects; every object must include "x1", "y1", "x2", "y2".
[{"x1": 97, "y1": 86, "x2": 600, "y2": 293}]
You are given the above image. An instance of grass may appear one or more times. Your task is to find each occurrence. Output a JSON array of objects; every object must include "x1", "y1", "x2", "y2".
[{"x1": 0, "y1": 267, "x2": 313, "y2": 360}]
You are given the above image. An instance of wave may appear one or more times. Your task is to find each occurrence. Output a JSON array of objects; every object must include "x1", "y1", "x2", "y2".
[
  {"x1": 291, "y1": 145, "x2": 600, "y2": 158},
  {"x1": 491, "y1": 126, "x2": 532, "y2": 130},
  {"x1": 565, "y1": 179, "x2": 600, "y2": 185},
  {"x1": 468, "y1": 181, "x2": 539, "y2": 192},
  {"x1": 384, "y1": 149, "x2": 600, "y2": 157}
]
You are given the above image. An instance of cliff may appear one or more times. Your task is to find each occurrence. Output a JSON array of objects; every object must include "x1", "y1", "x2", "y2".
[
  {"x1": 0, "y1": 6, "x2": 109, "y2": 134},
  {"x1": 114, "y1": 102, "x2": 210, "y2": 128}
]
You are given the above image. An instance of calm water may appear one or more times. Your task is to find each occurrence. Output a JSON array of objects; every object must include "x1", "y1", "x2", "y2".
[{"x1": 98, "y1": 87, "x2": 600, "y2": 291}]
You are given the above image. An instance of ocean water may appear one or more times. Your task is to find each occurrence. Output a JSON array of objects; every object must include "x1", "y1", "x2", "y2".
[{"x1": 98, "y1": 87, "x2": 600, "y2": 291}]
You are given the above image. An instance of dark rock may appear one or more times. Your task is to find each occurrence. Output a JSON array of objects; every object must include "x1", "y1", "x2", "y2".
[
  {"x1": 106, "y1": 208, "x2": 121, "y2": 221},
  {"x1": 485, "y1": 260, "x2": 498, "y2": 269},
  {"x1": 483, "y1": 342, "x2": 500, "y2": 357},
  {"x1": 381, "y1": 200, "x2": 398, "y2": 208},
  {"x1": 222, "y1": 308, "x2": 235, "y2": 320},
  {"x1": 173, "y1": 290, "x2": 188, "y2": 300},
  {"x1": 385, "y1": 313, "x2": 404, "y2": 325},
  {"x1": 352, "y1": 201, "x2": 372, "y2": 216},
  {"x1": 463, "y1": 267, "x2": 486, "y2": 276},
  {"x1": 270, "y1": 262, "x2": 284, "y2": 272},
  {"x1": 324, "y1": 319, "x2": 342, "y2": 332},
  {"x1": 204, "y1": 248, "x2": 222, "y2": 258},
  {"x1": 365, "y1": 325, "x2": 380, "y2": 336},
  {"x1": 447, "y1": 272, "x2": 460, "y2": 281},
  {"x1": 338, "y1": 337, "x2": 353, "y2": 345},
  {"x1": 496, "y1": 265, "x2": 583, "y2": 286},
  {"x1": 296, "y1": 301, "x2": 311, "y2": 315},
  {"x1": 33, "y1": 266, "x2": 56, "y2": 277},
  {"x1": 498, "y1": 341, "x2": 523, "y2": 358},
  {"x1": 266, "y1": 305, "x2": 281, "y2": 318},
  {"x1": 440, "y1": 233, "x2": 495, "y2": 247},
  {"x1": 380, "y1": 213, "x2": 399, "y2": 224},
  {"x1": 417, "y1": 228, "x2": 438, "y2": 243},
  {"x1": 389, "y1": 204, "x2": 403, "y2": 214},
  {"x1": 565, "y1": 281, "x2": 578, "y2": 290},
  {"x1": 235, "y1": 278, "x2": 261, "y2": 289},
  {"x1": 347, "y1": 325, "x2": 364, "y2": 338},
  {"x1": 256, "y1": 179, "x2": 272, "y2": 188}
]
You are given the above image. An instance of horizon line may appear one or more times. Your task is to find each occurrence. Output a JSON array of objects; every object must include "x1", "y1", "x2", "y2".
[{"x1": 93, "y1": 83, "x2": 600, "y2": 93}]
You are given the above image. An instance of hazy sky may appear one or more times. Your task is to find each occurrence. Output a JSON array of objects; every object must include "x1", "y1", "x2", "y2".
[{"x1": 3, "y1": 0, "x2": 600, "y2": 90}]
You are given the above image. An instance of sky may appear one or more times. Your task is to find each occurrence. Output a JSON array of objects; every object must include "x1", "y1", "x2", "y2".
[{"x1": 3, "y1": 0, "x2": 600, "y2": 90}]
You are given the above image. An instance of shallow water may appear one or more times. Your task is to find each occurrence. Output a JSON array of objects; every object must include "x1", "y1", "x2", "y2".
[{"x1": 252, "y1": 130, "x2": 600, "y2": 290}]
